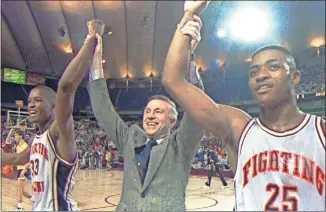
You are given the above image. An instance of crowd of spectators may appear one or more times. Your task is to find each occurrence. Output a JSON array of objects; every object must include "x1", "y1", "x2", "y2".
[
  {"x1": 1, "y1": 114, "x2": 230, "y2": 171},
  {"x1": 192, "y1": 131, "x2": 231, "y2": 171},
  {"x1": 1, "y1": 62, "x2": 323, "y2": 170},
  {"x1": 296, "y1": 64, "x2": 325, "y2": 94}
]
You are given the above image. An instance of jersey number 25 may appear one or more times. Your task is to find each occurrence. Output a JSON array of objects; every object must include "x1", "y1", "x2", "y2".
[{"x1": 265, "y1": 183, "x2": 298, "y2": 211}]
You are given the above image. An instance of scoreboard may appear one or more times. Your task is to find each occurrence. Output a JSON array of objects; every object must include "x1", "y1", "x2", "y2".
[{"x1": 3, "y1": 68, "x2": 26, "y2": 84}]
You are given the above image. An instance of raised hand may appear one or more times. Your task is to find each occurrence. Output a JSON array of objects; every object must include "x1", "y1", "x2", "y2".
[
  {"x1": 87, "y1": 19, "x2": 105, "y2": 36},
  {"x1": 180, "y1": 15, "x2": 202, "y2": 53},
  {"x1": 90, "y1": 33, "x2": 104, "y2": 78},
  {"x1": 184, "y1": 0, "x2": 210, "y2": 15},
  {"x1": 94, "y1": 33, "x2": 103, "y2": 56}
]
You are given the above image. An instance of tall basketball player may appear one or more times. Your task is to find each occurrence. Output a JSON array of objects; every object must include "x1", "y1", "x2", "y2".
[
  {"x1": 162, "y1": 1, "x2": 325, "y2": 210},
  {"x1": 1, "y1": 26, "x2": 101, "y2": 210}
]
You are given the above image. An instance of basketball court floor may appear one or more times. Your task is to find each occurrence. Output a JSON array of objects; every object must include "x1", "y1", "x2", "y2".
[{"x1": 2, "y1": 169, "x2": 235, "y2": 211}]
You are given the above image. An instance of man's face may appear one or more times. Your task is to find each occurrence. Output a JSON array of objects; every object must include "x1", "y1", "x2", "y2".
[
  {"x1": 27, "y1": 88, "x2": 54, "y2": 125},
  {"x1": 143, "y1": 99, "x2": 175, "y2": 139},
  {"x1": 14, "y1": 133, "x2": 22, "y2": 142},
  {"x1": 248, "y1": 49, "x2": 299, "y2": 107}
]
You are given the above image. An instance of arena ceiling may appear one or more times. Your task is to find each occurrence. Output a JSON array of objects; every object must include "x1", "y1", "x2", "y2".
[{"x1": 1, "y1": 1, "x2": 325, "y2": 81}]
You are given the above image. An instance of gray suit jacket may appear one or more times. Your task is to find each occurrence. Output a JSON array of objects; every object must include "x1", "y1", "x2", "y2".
[{"x1": 87, "y1": 79, "x2": 203, "y2": 211}]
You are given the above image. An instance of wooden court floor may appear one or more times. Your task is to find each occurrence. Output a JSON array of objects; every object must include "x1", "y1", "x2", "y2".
[{"x1": 1, "y1": 169, "x2": 235, "y2": 211}]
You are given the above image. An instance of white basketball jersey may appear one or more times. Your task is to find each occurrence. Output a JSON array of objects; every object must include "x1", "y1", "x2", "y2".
[
  {"x1": 234, "y1": 114, "x2": 325, "y2": 211},
  {"x1": 29, "y1": 130, "x2": 79, "y2": 211}
]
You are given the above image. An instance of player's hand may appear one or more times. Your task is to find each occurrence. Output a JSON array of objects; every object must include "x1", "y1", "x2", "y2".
[
  {"x1": 87, "y1": 19, "x2": 105, "y2": 37},
  {"x1": 94, "y1": 33, "x2": 103, "y2": 56},
  {"x1": 84, "y1": 34, "x2": 95, "y2": 45},
  {"x1": 180, "y1": 15, "x2": 202, "y2": 53},
  {"x1": 184, "y1": 0, "x2": 210, "y2": 15}
]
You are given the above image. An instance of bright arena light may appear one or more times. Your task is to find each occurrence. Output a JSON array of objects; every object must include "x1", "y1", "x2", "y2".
[
  {"x1": 228, "y1": 7, "x2": 270, "y2": 42},
  {"x1": 217, "y1": 28, "x2": 226, "y2": 38}
]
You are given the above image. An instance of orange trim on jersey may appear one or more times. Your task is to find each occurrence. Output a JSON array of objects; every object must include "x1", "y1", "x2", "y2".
[
  {"x1": 47, "y1": 132, "x2": 77, "y2": 167},
  {"x1": 256, "y1": 114, "x2": 311, "y2": 137},
  {"x1": 315, "y1": 116, "x2": 326, "y2": 150},
  {"x1": 237, "y1": 119, "x2": 255, "y2": 158}
]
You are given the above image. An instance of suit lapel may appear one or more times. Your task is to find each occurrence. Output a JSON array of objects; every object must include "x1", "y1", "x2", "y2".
[
  {"x1": 132, "y1": 130, "x2": 147, "y2": 188},
  {"x1": 142, "y1": 137, "x2": 169, "y2": 191}
]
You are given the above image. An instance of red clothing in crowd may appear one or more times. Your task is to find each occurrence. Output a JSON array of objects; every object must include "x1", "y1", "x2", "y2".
[
  {"x1": 111, "y1": 151, "x2": 116, "y2": 159},
  {"x1": 217, "y1": 150, "x2": 225, "y2": 156}
]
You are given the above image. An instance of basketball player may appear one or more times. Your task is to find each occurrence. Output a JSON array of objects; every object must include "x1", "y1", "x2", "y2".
[
  {"x1": 162, "y1": 1, "x2": 325, "y2": 210},
  {"x1": 1, "y1": 26, "x2": 101, "y2": 210},
  {"x1": 204, "y1": 147, "x2": 228, "y2": 189},
  {"x1": 13, "y1": 128, "x2": 29, "y2": 211}
]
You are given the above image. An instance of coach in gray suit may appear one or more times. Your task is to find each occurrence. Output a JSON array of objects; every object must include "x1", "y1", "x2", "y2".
[{"x1": 87, "y1": 15, "x2": 204, "y2": 212}]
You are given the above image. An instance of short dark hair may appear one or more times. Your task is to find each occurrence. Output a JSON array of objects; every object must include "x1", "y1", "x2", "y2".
[
  {"x1": 31, "y1": 86, "x2": 56, "y2": 105},
  {"x1": 251, "y1": 44, "x2": 297, "y2": 72},
  {"x1": 146, "y1": 95, "x2": 178, "y2": 120},
  {"x1": 251, "y1": 45, "x2": 292, "y2": 59},
  {"x1": 13, "y1": 128, "x2": 23, "y2": 136}
]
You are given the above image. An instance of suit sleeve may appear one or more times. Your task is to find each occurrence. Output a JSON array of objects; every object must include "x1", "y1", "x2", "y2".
[
  {"x1": 87, "y1": 79, "x2": 129, "y2": 153},
  {"x1": 175, "y1": 75, "x2": 205, "y2": 161}
]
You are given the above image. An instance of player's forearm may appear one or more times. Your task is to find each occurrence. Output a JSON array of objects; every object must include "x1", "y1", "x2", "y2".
[
  {"x1": 162, "y1": 12, "x2": 194, "y2": 86},
  {"x1": 58, "y1": 38, "x2": 96, "y2": 93},
  {"x1": 89, "y1": 52, "x2": 104, "y2": 80},
  {"x1": 1, "y1": 152, "x2": 23, "y2": 165}
]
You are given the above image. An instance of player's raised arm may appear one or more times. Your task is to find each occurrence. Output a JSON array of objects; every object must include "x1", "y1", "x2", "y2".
[
  {"x1": 162, "y1": 1, "x2": 251, "y2": 149},
  {"x1": 50, "y1": 20, "x2": 103, "y2": 163}
]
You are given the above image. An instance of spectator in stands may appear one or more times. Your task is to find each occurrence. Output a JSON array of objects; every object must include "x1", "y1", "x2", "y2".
[
  {"x1": 84, "y1": 150, "x2": 90, "y2": 169},
  {"x1": 94, "y1": 147, "x2": 101, "y2": 168}
]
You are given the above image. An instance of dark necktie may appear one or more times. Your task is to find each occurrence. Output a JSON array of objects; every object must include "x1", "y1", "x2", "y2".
[{"x1": 139, "y1": 139, "x2": 158, "y2": 184}]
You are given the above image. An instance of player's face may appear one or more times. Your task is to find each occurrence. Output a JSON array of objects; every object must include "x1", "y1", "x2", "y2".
[
  {"x1": 27, "y1": 88, "x2": 54, "y2": 125},
  {"x1": 143, "y1": 99, "x2": 175, "y2": 139},
  {"x1": 248, "y1": 49, "x2": 296, "y2": 107}
]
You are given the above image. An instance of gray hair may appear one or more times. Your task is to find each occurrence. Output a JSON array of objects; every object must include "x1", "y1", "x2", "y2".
[{"x1": 147, "y1": 95, "x2": 178, "y2": 120}]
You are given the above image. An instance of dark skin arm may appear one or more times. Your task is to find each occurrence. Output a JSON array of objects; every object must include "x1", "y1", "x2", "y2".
[
  {"x1": 161, "y1": 3, "x2": 251, "y2": 169},
  {"x1": 1, "y1": 132, "x2": 34, "y2": 165},
  {"x1": 1, "y1": 147, "x2": 30, "y2": 165},
  {"x1": 49, "y1": 34, "x2": 97, "y2": 163}
]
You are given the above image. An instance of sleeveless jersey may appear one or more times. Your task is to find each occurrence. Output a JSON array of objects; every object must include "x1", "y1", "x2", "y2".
[
  {"x1": 29, "y1": 130, "x2": 79, "y2": 211},
  {"x1": 234, "y1": 114, "x2": 325, "y2": 211}
]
